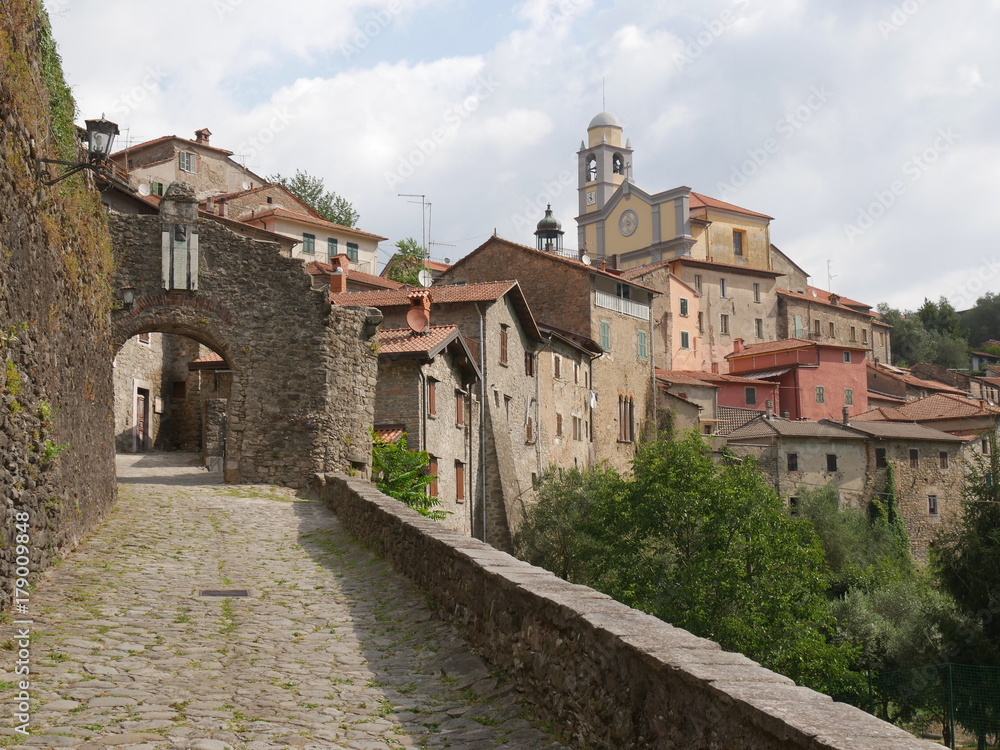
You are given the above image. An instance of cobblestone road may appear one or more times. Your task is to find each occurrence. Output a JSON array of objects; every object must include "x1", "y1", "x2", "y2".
[{"x1": 1, "y1": 453, "x2": 568, "y2": 750}]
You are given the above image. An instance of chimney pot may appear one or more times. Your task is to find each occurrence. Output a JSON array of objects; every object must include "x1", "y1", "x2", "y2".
[
  {"x1": 330, "y1": 266, "x2": 347, "y2": 294},
  {"x1": 842, "y1": 406, "x2": 850, "y2": 425},
  {"x1": 765, "y1": 400, "x2": 774, "y2": 419},
  {"x1": 782, "y1": 411, "x2": 790, "y2": 418},
  {"x1": 733, "y1": 338, "x2": 745, "y2": 353},
  {"x1": 195, "y1": 128, "x2": 211, "y2": 145},
  {"x1": 218, "y1": 198, "x2": 227, "y2": 218}
]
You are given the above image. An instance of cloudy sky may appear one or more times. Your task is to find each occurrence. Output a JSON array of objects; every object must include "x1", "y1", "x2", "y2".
[{"x1": 46, "y1": 0, "x2": 999, "y2": 311}]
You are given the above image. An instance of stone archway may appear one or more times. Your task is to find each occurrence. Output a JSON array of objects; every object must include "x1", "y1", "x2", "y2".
[{"x1": 109, "y1": 183, "x2": 380, "y2": 487}]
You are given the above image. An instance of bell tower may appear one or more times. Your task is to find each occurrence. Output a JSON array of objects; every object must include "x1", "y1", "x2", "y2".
[{"x1": 577, "y1": 111, "x2": 633, "y2": 218}]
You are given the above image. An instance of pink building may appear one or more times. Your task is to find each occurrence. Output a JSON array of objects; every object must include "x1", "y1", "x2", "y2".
[{"x1": 726, "y1": 338, "x2": 869, "y2": 421}]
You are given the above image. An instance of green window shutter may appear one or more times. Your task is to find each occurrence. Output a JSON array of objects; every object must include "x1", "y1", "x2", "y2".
[
  {"x1": 328, "y1": 238, "x2": 338, "y2": 258},
  {"x1": 600, "y1": 321, "x2": 611, "y2": 351},
  {"x1": 302, "y1": 233, "x2": 316, "y2": 254},
  {"x1": 347, "y1": 243, "x2": 359, "y2": 262},
  {"x1": 638, "y1": 330, "x2": 648, "y2": 360}
]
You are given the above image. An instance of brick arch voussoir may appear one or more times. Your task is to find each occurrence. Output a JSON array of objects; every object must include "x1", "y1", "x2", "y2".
[{"x1": 112, "y1": 293, "x2": 241, "y2": 369}]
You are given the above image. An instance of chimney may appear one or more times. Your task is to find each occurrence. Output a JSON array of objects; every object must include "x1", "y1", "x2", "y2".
[
  {"x1": 842, "y1": 407, "x2": 850, "y2": 425},
  {"x1": 765, "y1": 400, "x2": 774, "y2": 420},
  {"x1": 218, "y1": 198, "x2": 227, "y2": 218},
  {"x1": 782, "y1": 411, "x2": 790, "y2": 418},
  {"x1": 733, "y1": 338, "x2": 746, "y2": 353},
  {"x1": 408, "y1": 289, "x2": 432, "y2": 326},
  {"x1": 600, "y1": 258, "x2": 607, "y2": 271},
  {"x1": 330, "y1": 266, "x2": 348, "y2": 294},
  {"x1": 205, "y1": 196, "x2": 216, "y2": 214},
  {"x1": 329, "y1": 253, "x2": 350, "y2": 273},
  {"x1": 195, "y1": 128, "x2": 212, "y2": 145}
]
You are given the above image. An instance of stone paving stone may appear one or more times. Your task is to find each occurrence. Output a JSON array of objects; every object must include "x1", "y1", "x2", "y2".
[{"x1": 1, "y1": 453, "x2": 570, "y2": 749}]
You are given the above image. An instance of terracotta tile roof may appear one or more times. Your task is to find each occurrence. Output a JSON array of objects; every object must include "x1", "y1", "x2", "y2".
[
  {"x1": 305, "y1": 261, "x2": 404, "y2": 290},
  {"x1": 110, "y1": 133, "x2": 236, "y2": 158},
  {"x1": 538, "y1": 324, "x2": 603, "y2": 356},
  {"x1": 378, "y1": 325, "x2": 461, "y2": 356},
  {"x1": 447, "y1": 236, "x2": 660, "y2": 294},
  {"x1": 835, "y1": 421, "x2": 966, "y2": 442},
  {"x1": 656, "y1": 370, "x2": 718, "y2": 388},
  {"x1": 192, "y1": 351, "x2": 224, "y2": 364},
  {"x1": 726, "y1": 416, "x2": 862, "y2": 441},
  {"x1": 852, "y1": 393, "x2": 1000, "y2": 422},
  {"x1": 715, "y1": 406, "x2": 767, "y2": 436},
  {"x1": 689, "y1": 191, "x2": 773, "y2": 220},
  {"x1": 202, "y1": 183, "x2": 323, "y2": 219},
  {"x1": 777, "y1": 286, "x2": 876, "y2": 316},
  {"x1": 425, "y1": 259, "x2": 452, "y2": 272},
  {"x1": 374, "y1": 426, "x2": 405, "y2": 443},
  {"x1": 867, "y1": 362, "x2": 969, "y2": 396},
  {"x1": 727, "y1": 337, "x2": 868, "y2": 360},
  {"x1": 976, "y1": 376, "x2": 1000, "y2": 388},
  {"x1": 188, "y1": 351, "x2": 228, "y2": 370},
  {"x1": 248, "y1": 206, "x2": 388, "y2": 240},
  {"x1": 333, "y1": 280, "x2": 519, "y2": 307},
  {"x1": 657, "y1": 369, "x2": 776, "y2": 387},
  {"x1": 868, "y1": 389, "x2": 909, "y2": 405},
  {"x1": 666, "y1": 256, "x2": 784, "y2": 278}
]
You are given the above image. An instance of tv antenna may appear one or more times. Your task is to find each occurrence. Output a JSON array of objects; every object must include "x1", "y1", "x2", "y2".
[
  {"x1": 398, "y1": 193, "x2": 429, "y2": 256},
  {"x1": 827, "y1": 260, "x2": 837, "y2": 291}
]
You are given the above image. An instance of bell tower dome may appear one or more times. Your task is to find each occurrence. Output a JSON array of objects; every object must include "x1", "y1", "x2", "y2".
[{"x1": 578, "y1": 111, "x2": 634, "y2": 217}]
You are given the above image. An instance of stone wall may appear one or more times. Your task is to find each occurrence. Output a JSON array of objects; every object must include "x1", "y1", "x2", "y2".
[
  {"x1": 110, "y1": 210, "x2": 379, "y2": 487},
  {"x1": 313, "y1": 473, "x2": 940, "y2": 750},
  {"x1": 0, "y1": 1, "x2": 117, "y2": 610}
]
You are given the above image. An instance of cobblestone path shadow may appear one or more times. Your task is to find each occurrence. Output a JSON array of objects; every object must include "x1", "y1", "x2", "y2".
[{"x1": 0, "y1": 453, "x2": 568, "y2": 749}]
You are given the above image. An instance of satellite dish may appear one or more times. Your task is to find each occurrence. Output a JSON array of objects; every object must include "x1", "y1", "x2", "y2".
[
  {"x1": 406, "y1": 308, "x2": 429, "y2": 334},
  {"x1": 417, "y1": 269, "x2": 433, "y2": 288},
  {"x1": 241, "y1": 181, "x2": 251, "y2": 190},
  {"x1": 137, "y1": 182, "x2": 151, "y2": 196},
  {"x1": 581, "y1": 253, "x2": 592, "y2": 266}
]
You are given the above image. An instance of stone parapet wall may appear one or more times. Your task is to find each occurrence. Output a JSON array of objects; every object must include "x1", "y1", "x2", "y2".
[{"x1": 313, "y1": 472, "x2": 941, "y2": 750}]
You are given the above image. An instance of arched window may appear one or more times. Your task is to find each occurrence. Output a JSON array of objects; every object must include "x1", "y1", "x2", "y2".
[
  {"x1": 618, "y1": 394, "x2": 635, "y2": 443},
  {"x1": 613, "y1": 153, "x2": 624, "y2": 175},
  {"x1": 586, "y1": 154, "x2": 597, "y2": 182}
]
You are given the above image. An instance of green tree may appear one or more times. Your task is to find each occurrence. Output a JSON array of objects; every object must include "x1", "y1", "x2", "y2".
[
  {"x1": 370, "y1": 430, "x2": 446, "y2": 519},
  {"x1": 385, "y1": 237, "x2": 427, "y2": 286},
  {"x1": 917, "y1": 297, "x2": 963, "y2": 338},
  {"x1": 961, "y1": 292, "x2": 1000, "y2": 347},
  {"x1": 515, "y1": 432, "x2": 859, "y2": 697},
  {"x1": 268, "y1": 169, "x2": 359, "y2": 227},
  {"x1": 876, "y1": 303, "x2": 968, "y2": 368}
]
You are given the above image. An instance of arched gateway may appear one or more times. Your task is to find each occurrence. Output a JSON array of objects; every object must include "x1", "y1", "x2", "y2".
[{"x1": 110, "y1": 183, "x2": 381, "y2": 486}]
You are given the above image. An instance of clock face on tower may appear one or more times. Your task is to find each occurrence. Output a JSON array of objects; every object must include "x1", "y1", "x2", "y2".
[
  {"x1": 619, "y1": 209, "x2": 638, "y2": 237},
  {"x1": 586, "y1": 190, "x2": 596, "y2": 206}
]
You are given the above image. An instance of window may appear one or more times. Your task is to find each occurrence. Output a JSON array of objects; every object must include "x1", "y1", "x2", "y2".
[
  {"x1": 720, "y1": 314, "x2": 730, "y2": 335},
  {"x1": 789, "y1": 497, "x2": 800, "y2": 516},
  {"x1": 328, "y1": 238, "x2": 338, "y2": 258},
  {"x1": 574, "y1": 362, "x2": 580, "y2": 384},
  {"x1": 844, "y1": 351, "x2": 852, "y2": 363},
  {"x1": 814, "y1": 319, "x2": 822, "y2": 336},
  {"x1": 553, "y1": 354, "x2": 562, "y2": 379},
  {"x1": 172, "y1": 381, "x2": 186, "y2": 399},
  {"x1": 427, "y1": 379, "x2": 437, "y2": 416},
  {"x1": 928, "y1": 495, "x2": 939, "y2": 516},
  {"x1": 600, "y1": 320, "x2": 611, "y2": 351},
  {"x1": 428, "y1": 456, "x2": 438, "y2": 497},
  {"x1": 754, "y1": 318, "x2": 763, "y2": 338},
  {"x1": 875, "y1": 448, "x2": 887, "y2": 468},
  {"x1": 733, "y1": 230, "x2": 744, "y2": 256},
  {"x1": 526, "y1": 415, "x2": 535, "y2": 443},
  {"x1": 573, "y1": 416, "x2": 582, "y2": 441},
  {"x1": 909, "y1": 449, "x2": 919, "y2": 468},
  {"x1": 616, "y1": 283, "x2": 631, "y2": 300},
  {"x1": 745, "y1": 387, "x2": 757, "y2": 406},
  {"x1": 302, "y1": 233, "x2": 316, "y2": 255},
  {"x1": 500, "y1": 325, "x2": 509, "y2": 365},
  {"x1": 556, "y1": 413, "x2": 563, "y2": 437},
  {"x1": 637, "y1": 330, "x2": 649, "y2": 360},
  {"x1": 613, "y1": 153, "x2": 624, "y2": 174},
  {"x1": 697, "y1": 312, "x2": 704, "y2": 333},
  {"x1": 879, "y1": 331, "x2": 885, "y2": 346},
  {"x1": 720, "y1": 278, "x2": 728, "y2": 298},
  {"x1": 679, "y1": 298, "x2": 690, "y2": 317},
  {"x1": 845, "y1": 388, "x2": 854, "y2": 406},
  {"x1": 983, "y1": 439, "x2": 990, "y2": 455},
  {"x1": 694, "y1": 274, "x2": 703, "y2": 294},
  {"x1": 828, "y1": 321, "x2": 835, "y2": 338},
  {"x1": 787, "y1": 453, "x2": 799, "y2": 472},
  {"x1": 586, "y1": 154, "x2": 597, "y2": 182},
  {"x1": 862, "y1": 329, "x2": 869, "y2": 344},
  {"x1": 504, "y1": 394, "x2": 512, "y2": 421},
  {"x1": 826, "y1": 454, "x2": 838, "y2": 472},
  {"x1": 524, "y1": 351, "x2": 536, "y2": 377},
  {"x1": 138, "y1": 332, "x2": 151, "y2": 345},
  {"x1": 753, "y1": 282, "x2": 761, "y2": 303},
  {"x1": 680, "y1": 331, "x2": 691, "y2": 350},
  {"x1": 940, "y1": 451, "x2": 949, "y2": 469},
  {"x1": 150, "y1": 180, "x2": 166, "y2": 196},
  {"x1": 850, "y1": 326, "x2": 857, "y2": 342},
  {"x1": 455, "y1": 462, "x2": 465, "y2": 501},
  {"x1": 816, "y1": 386, "x2": 826, "y2": 404},
  {"x1": 455, "y1": 390, "x2": 465, "y2": 427},
  {"x1": 346, "y1": 243, "x2": 359, "y2": 262},
  {"x1": 178, "y1": 151, "x2": 197, "y2": 173},
  {"x1": 618, "y1": 395, "x2": 635, "y2": 442}
]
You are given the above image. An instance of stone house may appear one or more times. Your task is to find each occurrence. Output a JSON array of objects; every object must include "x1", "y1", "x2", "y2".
[
  {"x1": 868, "y1": 361, "x2": 970, "y2": 403},
  {"x1": 333, "y1": 282, "x2": 555, "y2": 549},
  {"x1": 777, "y1": 286, "x2": 892, "y2": 365},
  {"x1": 374, "y1": 319, "x2": 481, "y2": 537},
  {"x1": 853, "y1": 393, "x2": 1000, "y2": 445},
  {"x1": 307, "y1": 255, "x2": 404, "y2": 294},
  {"x1": 656, "y1": 369, "x2": 779, "y2": 436},
  {"x1": 726, "y1": 338, "x2": 870, "y2": 421},
  {"x1": 439, "y1": 236, "x2": 659, "y2": 473}
]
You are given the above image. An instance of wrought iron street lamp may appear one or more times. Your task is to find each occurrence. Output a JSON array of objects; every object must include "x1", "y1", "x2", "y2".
[{"x1": 37, "y1": 116, "x2": 120, "y2": 186}]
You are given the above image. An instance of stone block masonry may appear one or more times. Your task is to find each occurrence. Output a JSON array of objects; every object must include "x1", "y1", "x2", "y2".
[{"x1": 314, "y1": 472, "x2": 942, "y2": 750}]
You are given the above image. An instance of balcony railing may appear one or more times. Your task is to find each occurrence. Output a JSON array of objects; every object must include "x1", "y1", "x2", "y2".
[{"x1": 595, "y1": 290, "x2": 650, "y2": 320}]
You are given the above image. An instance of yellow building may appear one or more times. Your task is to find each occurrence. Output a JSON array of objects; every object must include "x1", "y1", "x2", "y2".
[{"x1": 576, "y1": 112, "x2": 773, "y2": 272}]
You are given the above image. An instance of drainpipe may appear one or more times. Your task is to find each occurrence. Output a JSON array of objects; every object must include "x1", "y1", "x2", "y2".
[
  {"x1": 417, "y1": 368, "x2": 427, "y2": 453},
  {"x1": 534, "y1": 334, "x2": 556, "y2": 479},
  {"x1": 648, "y1": 294, "x2": 657, "y2": 435},
  {"x1": 476, "y1": 303, "x2": 487, "y2": 543}
]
